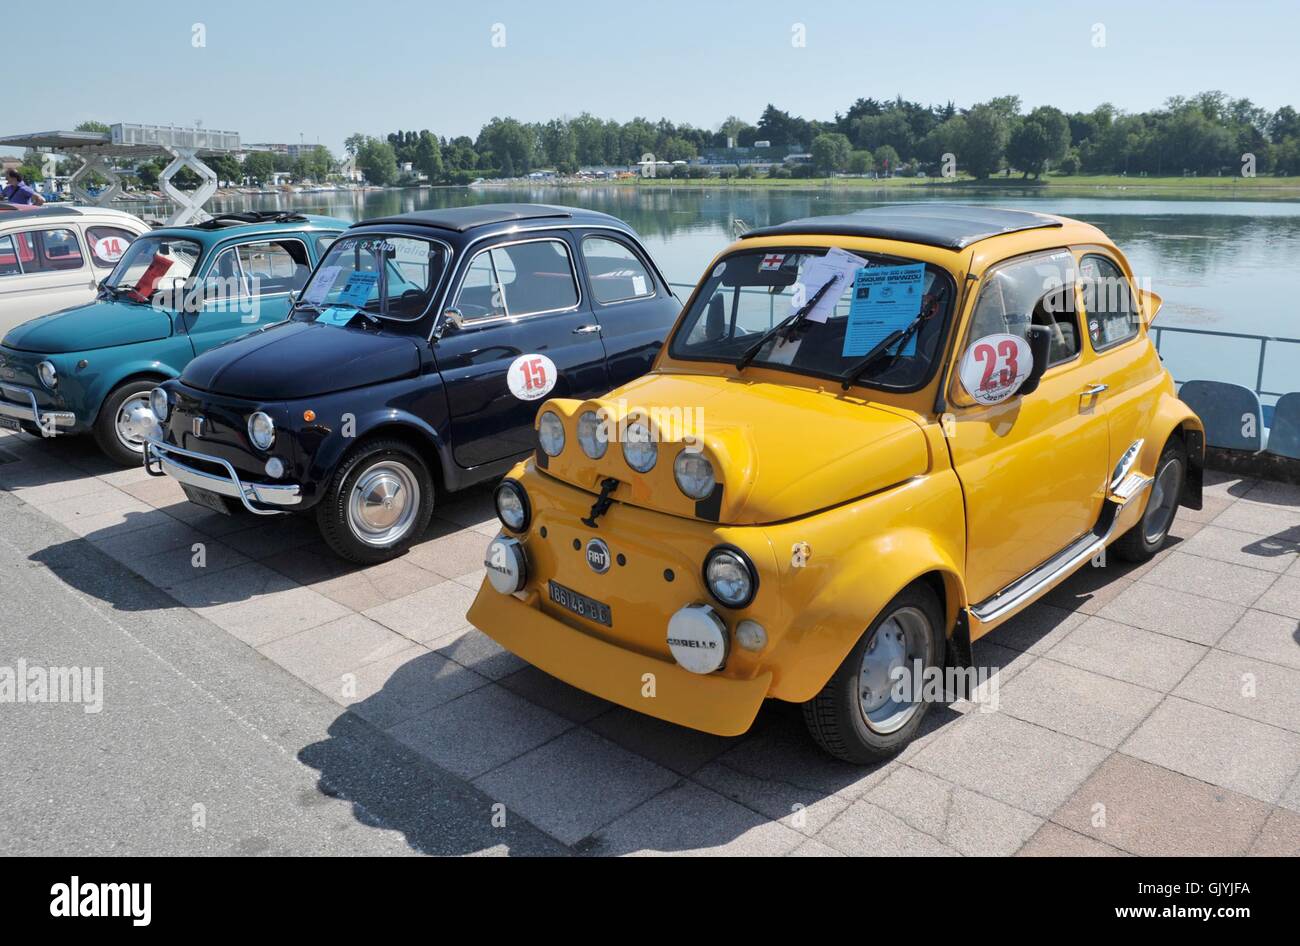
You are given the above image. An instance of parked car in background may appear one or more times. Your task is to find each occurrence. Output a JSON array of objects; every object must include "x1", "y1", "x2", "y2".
[
  {"x1": 0, "y1": 211, "x2": 348, "y2": 464},
  {"x1": 0, "y1": 204, "x2": 150, "y2": 335},
  {"x1": 145, "y1": 204, "x2": 680, "y2": 562},
  {"x1": 468, "y1": 204, "x2": 1205, "y2": 762}
]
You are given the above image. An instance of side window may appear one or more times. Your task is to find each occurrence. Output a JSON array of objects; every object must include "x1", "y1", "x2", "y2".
[
  {"x1": 454, "y1": 250, "x2": 507, "y2": 321},
  {"x1": 582, "y1": 236, "x2": 654, "y2": 304},
  {"x1": 236, "y1": 240, "x2": 311, "y2": 296},
  {"x1": 315, "y1": 234, "x2": 338, "y2": 258},
  {"x1": 0, "y1": 235, "x2": 19, "y2": 277},
  {"x1": 1081, "y1": 254, "x2": 1140, "y2": 350},
  {"x1": 86, "y1": 227, "x2": 136, "y2": 268},
  {"x1": 12, "y1": 229, "x2": 85, "y2": 273},
  {"x1": 968, "y1": 250, "x2": 1081, "y2": 368}
]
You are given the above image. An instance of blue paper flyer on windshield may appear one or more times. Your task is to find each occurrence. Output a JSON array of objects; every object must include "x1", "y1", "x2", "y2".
[{"x1": 842, "y1": 263, "x2": 925, "y2": 357}]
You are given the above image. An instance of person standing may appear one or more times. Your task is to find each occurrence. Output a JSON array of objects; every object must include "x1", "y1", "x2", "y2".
[{"x1": 1, "y1": 169, "x2": 46, "y2": 205}]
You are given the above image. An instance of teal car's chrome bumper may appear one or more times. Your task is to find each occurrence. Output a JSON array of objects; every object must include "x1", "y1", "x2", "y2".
[
  {"x1": 0, "y1": 383, "x2": 75, "y2": 432},
  {"x1": 143, "y1": 435, "x2": 301, "y2": 514}
]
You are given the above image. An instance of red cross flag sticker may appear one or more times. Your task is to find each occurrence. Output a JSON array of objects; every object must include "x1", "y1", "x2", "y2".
[{"x1": 759, "y1": 253, "x2": 786, "y2": 271}]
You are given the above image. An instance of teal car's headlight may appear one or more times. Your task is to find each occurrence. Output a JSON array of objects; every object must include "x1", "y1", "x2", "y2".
[
  {"x1": 36, "y1": 361, "x2": 57, "y2": 389},
  {"x1": 149, "y1": 387, "x2": 169, "y2": 424}
]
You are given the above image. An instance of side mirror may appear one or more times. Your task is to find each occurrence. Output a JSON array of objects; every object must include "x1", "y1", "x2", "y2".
[
  {"x1": 433, "y1": 306, "x2": 464, "y2": 339},
  {"x1": 1016, "y1": 325, "x2": 1052, "y2": 397}
]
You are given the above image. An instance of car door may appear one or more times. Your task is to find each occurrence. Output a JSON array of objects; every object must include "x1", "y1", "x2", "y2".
[
  {"x1": 0, "y1": 226, "x2": 96, "y2": 332},
  {"x1": 945, "y1": 249, "x2": 1112, "y2": 603},
  {"x1": 434, "y1": 232, "x2": 611, "y2": 469},
  {"x1": 574, "y1": 230, "x2": 680, "y2": 387},
  {"x1": 182, "y1": 235, "x2": 311, "y2": 355}
]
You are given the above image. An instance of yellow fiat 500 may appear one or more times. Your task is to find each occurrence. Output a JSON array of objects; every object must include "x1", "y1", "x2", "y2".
[{"x1": 468, "y1": 205, "x2": 1204, "y2": 762}]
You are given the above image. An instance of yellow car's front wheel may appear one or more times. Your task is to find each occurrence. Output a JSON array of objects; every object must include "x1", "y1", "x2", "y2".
[{"x1": 802, "y1": 583, "x2": 944, "y2": 763}]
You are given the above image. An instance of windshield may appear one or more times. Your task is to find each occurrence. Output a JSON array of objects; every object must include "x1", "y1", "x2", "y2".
[
  {"x1": 105, "y1": 235, "x2": 202, "y2": 302},
  {"x1": 669, "y1": 247, "x2": 956, "y2": 390},
  {"x1": 296, "y1": 234, "x2": 446, "y2": 322}
]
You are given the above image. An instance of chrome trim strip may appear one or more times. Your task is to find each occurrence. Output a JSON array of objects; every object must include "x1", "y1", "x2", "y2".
[
  {"x1": 0, "y1": 383, "x2": 75, "y2": 429},
  {"x1": 970, "y1": 475, "x2": 1153, "y2": 625},
  {"x1": 143, "y1": 436, "x2": 300, "y2": 514}
]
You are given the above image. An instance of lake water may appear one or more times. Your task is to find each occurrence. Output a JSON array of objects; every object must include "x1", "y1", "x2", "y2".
[{"x1": 136, "y1": 185, "x2": 1300, "y2": 404}]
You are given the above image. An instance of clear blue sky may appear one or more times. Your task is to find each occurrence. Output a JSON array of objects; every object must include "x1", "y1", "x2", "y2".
[{"x1": 4, "y1": 0, "x2": 1297, "y2": 156}]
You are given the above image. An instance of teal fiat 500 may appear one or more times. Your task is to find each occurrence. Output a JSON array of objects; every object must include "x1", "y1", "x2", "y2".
[{"x1": 0, "y1": 211, "x2": 347, "y2": 464}]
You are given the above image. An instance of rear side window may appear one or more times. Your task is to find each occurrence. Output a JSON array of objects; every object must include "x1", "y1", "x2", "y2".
[
  {"x1": 582, "y1": 236, "x2": 654, "y2": 304},
  {"x1": 8, "y1": 228, "x2": 85, "y2": 273},
  {"x1": 86, "y1": 226, "x2": 136, "y2": 268},
  {"x1": 968, "y1": 250, "x2": 1081, "y2": 367},
  {"x1": 0, "y1": 235, "x2": 19, "y2": 277},
  {"x1": 1081, "y1": 254, "x2": 1140, "y2": 350}
]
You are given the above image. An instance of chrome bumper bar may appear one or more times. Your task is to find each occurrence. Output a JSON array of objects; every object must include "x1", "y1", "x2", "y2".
[
  {"x1": 143, "y1": 435, "x2": 301, "y2": 515},
  {"x1": 0, "y1": 383, "x2": 75, "y2": 432}
]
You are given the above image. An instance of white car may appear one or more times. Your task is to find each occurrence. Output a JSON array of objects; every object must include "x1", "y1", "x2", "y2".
[{"x1": 0, "y1": 205, "x2": 151, "y2": 336}]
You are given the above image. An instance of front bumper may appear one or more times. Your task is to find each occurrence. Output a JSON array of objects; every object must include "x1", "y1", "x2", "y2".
[
  {"x1": 0, "y1": 383, "x2": 75, "y2": 433},
  {"x1": 467, "y1": 584, "x2": 772, "y2": 737},
  {"x1": 143, "y1": 435, "x2": 302, "y2": 515}
]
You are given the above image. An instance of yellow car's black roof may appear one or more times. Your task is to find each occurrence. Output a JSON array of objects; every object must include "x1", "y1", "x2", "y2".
[{"x1": 741, "y1": 204, "x2": 1063, "y2": 251}]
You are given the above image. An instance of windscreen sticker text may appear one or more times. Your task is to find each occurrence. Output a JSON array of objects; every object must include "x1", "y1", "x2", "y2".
[{"x1": 842, "y1": 263, "x2": 925, "y2": 357}]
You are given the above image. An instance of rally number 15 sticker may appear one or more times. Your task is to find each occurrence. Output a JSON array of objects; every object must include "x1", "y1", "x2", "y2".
[
  {"x1": 959, "y1": 333, "x2": 1033, "y2": 405},
  {"x1": 507, "y1": 353, "x2": 558, "y2": 401}
]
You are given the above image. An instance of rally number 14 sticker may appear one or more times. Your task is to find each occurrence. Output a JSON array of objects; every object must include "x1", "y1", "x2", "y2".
[
  {"x1": 959, "y1": 333, "x2": 1032, "y2": 405},
  {"x1": 507, "y1": 353, "x2": 558, "y2": 401}
]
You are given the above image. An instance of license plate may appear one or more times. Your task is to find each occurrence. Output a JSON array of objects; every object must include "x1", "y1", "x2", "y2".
[
  {"x1": 548, "y1": 580, "x2": 612, "y2": 627},
  {"x1": 182, "y1": 483, "x2": 231, "y2": 515},
  {"x1": 0, "y1": 416, "x2": 21, "y2": 432}
]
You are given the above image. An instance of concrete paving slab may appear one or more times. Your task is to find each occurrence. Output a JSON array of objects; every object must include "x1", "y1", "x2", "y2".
[
  {"x1": 1178, "y1": 524, "x2": 1299, "y2": 573},
  {"x1": 589, "y1": 706, "x2": 739, "y2": 775},
  {"x1": 365, "y1": 580, "x2": 478, "y2": 643},
  {"x1": 1252, "y1": 574, "x2": 1300, "y2": 621},
  {"x1": 498, "y1": 665, "x2": 613, "y2": 724},
  {"x1": 404, "y1": 530, "x2": 492, "y2": 579},
  {"x1": 997, "y1": 657, "x2": 1163, "y2": 748},
  {"x1": 1046, "y1": 614, "x2": 1208, "y2": 690},
  {"x1": 1141, "y1": 551, "x2": 1276, "y2": 606},
  {"x1": 1217, "y1": 608, "x2": 1300, "y2": 671},
  {"x1": 258, "y1": 613, "x2": 415, "y2": 685},
  {"x1": 1249, "y1": 807, "x2": 1300, "y2": 856},
  {"x1": 1015, "y1": 822, "x2": 1129, "y2": 856},
  {"x1": 206, "y1": 585, "x2": 352, "y2": 647},
  {"x1": 1173, "y1": 648, "x2": 1300, "y2": 733},
  {"x1": 983, "y1": 602, "x2": 1086, "y2": 654},
  {"x1": 1097, "y1": 580, "x2": 1245, "y2": 646},
  {"x1": 692, "y1": 759, "x2": 852, "y2": 835},
  {"x1": 430, "y1": 626, "x2": 529, "y2": 680},
  {"x1": 312, "y1": 643, "x2": 490, "y2": 729},
  {"x1": 815, "y1": 799, "x2": 960, "y2": 856}
]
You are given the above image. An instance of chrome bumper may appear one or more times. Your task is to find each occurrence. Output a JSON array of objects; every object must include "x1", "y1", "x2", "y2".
[
  {"x1": 143, "y1": 436, "x2": 301, "y2": 515},
  {"x1": 0, "y1": 383, "x2": 75, "y2": 433}
]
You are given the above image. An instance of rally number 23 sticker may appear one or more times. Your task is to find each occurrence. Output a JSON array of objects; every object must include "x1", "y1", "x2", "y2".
[
  {"x1": 507, "y1": 353, "x2": 558, "y2": 401},
  {"x1": 959, "y1": 333, "x2": 1032, "y2": 405}
]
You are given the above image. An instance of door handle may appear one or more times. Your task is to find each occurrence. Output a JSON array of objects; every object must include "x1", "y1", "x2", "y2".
[
  {"x1": 572, "y1": 324, "x2": 602, "y2": 335},
  {"x1": 1081, "y1": 383, "x2": 1108, "y2": 397}
]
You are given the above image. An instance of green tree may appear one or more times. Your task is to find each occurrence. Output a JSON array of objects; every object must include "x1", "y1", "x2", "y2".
[
  {"x1": 243, "y1": 151, "x2": 275, "y2": 183},
  {"x1": 847, "y1": 149, "x2": 874, "y2": 174},
  {"x1": 810, "y1": 132, "x2": 851, "y2": 175},
  {"x1": 74, "y1": 120, "x2": 111, "y2": 134},
  {"x1": 1007, "y1": 105, "x2": 1071, "y2": 177},
  {"x1": 414, "y1": 131, "x2": 443, "y2": 181},
  {"x1": 874, "y1": 144, "x2": 901, "y2": 175},
  {"x1": 962, "y1": 104, "x2": 1011, "y2": 179},
  {"x1": 343, "y1": 133, "x2": 366, "y2": 159},
  {"x1": 356, "y1": 137, "x2": 398, "y2": 185}
]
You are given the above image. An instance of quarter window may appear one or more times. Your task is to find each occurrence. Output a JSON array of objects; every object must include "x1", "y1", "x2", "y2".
[
  {"x1": 0, "y1": 235, "x2": 19, "y2": 277},
  {"x1": 455, "y1": 239, "x2": 579, "y2": 321},
  {"x1": 85, "y1": 226, "x2": 136, "y2": 268},
  {"x1": 6, "y1": 228, "x2": 85, "y2": 273},
  {"x1": 968, "y1": 251, "x2": 1081, "y2": 368},
  {"x1": 582, "y1": 236, "x2": 654, "y2": 304},
  {"x1": 1081, "y1": 254, "x2": 1140, "y2": 350}
]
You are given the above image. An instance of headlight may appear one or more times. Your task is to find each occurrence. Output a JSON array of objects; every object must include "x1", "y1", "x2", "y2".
[
  {"x1": 622, "y1": 420, "x2": 657, "y2": 472},
  {"x1": 673, "y1": 450, "x2": 715, "y2": 499},
  {"x1": 36, "y1": 361, "x2": 57, "y2": 389},
  {"x1": 704, "y1": 546, "x2": 757, "y2": 609},
  {"x1": 576, "y1": 410, "x2": 608, "y2": 459},
  {"x1": 537, "y1": 411, "x2": 565, "y2": 457},
  {"x1": 247, "y1": 411, "x2": 275, "y2": 451},
  {"x1": 494, "y1": 479, "x2": 530, "y2": 532},
  {"x1": 149, "y1": 387, "x2": 169, "y2": 423}
]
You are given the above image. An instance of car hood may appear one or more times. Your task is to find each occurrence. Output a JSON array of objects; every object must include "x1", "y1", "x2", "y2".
[
  {"x1": 1, "y1": 299, "x2": 173, "y2": 353},
  {"x1": 180, "y1": 319, "x2": 422, "y2": 399},
  {"x1": 540, "y1": 372, "x2": 932, "y2": 524}
]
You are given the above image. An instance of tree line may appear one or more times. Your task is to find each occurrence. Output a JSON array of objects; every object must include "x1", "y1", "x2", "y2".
[{"x1": 348, "y1": 91, "x2": 1300, "y2": 184}]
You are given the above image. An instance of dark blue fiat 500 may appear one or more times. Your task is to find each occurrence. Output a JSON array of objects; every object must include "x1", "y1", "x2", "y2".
[{"x1": 144, "y1": 204, "x2": 679, "y2": 562}]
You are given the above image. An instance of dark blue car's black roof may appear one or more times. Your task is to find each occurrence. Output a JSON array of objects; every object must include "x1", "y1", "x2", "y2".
[
  {"x1": 741, "y1": 204, "x2": 1063, "y2": 250},
  {"x1": 357, "y1": 203, "x2": 623, "y2": 234}
]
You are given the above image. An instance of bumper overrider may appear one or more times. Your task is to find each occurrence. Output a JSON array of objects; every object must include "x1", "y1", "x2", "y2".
[
  {"x1": 0, "y1": 383, "x2": 75, "y2": 433},
  {"x1": 143, "y1": 435, "x2": 302, "y2": 515}
]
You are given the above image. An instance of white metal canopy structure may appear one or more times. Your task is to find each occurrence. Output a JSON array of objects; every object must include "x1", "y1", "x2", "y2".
[{"x1": 0, "y1": 124, "x2": 241, "y2": 225}]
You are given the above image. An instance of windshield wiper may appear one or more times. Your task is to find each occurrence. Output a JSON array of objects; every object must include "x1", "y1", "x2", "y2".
[
  {"x1": 839, "y1": 313, "x2": 925, "y2": 390},
  {"x1": 736, "y1": 275, "x2": 841, "y2": 371}
]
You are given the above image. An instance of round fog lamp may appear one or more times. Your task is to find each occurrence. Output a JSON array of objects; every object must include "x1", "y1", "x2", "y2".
[
  {"x1": 673, "y1": 450, "x2": 715, "y2": 500},
  {"x1": 265, "y1": 457, "x2": 285, "y2": 479},
  {"x1": 666, "y1": 603, "x2": 729, "y2": 674},
  {"x1": 149, "y1": 387, "x2": 169, "y2": 424},
  {"x1": 577, "y1": 410, "x2": 608, "y2": 459},
  {"x1": 537, "y1": 411, "x2": 565, "y2": 457},
  {"x1": 247, "y1": 411, "x2": 275, "y2": 451},
  {"x1": 704, "y1": 546, "x2": 756, "y2": 609},
  {"x1": 484, "y1": 535, "x2": 528, "y2": 594}
]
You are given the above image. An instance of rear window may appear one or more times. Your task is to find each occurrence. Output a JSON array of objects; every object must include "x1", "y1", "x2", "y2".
[{"x1": 86, "y1": 226, "x2": 137, "y2": 268}]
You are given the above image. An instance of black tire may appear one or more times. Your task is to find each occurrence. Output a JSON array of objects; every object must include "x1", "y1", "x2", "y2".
[
  {"x1": 316, "y1": 438, "x2": 435, "y2": 564},
  {"x1": 802, "y1": 582, "x2": 945, "y2": 764},
  {"x1": 1111, "y1": 439, "x2": 1186, "y2": 563},
  {"x1": 93, "y1": 379, "x2": 161, "y2": 467}
]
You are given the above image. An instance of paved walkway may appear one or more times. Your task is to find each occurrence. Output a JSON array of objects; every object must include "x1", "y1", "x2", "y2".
[{"x1": 1, "y1": 427, "x2": 1298, "y2": 855}]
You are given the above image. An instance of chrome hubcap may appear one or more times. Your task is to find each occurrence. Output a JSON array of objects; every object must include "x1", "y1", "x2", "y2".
[
  {"x1": 858, "y1": 606, "x2": 931, "y2": 735},
  {"x1": 1143, "y1": 458, "x2": 1182, "y2": 544},
  {"x1": 114, "y1": 394, "x2": 157, "y2": 452},
  {"x1": 347, "y1": 461, "x2": 419, "y2": 547}
]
